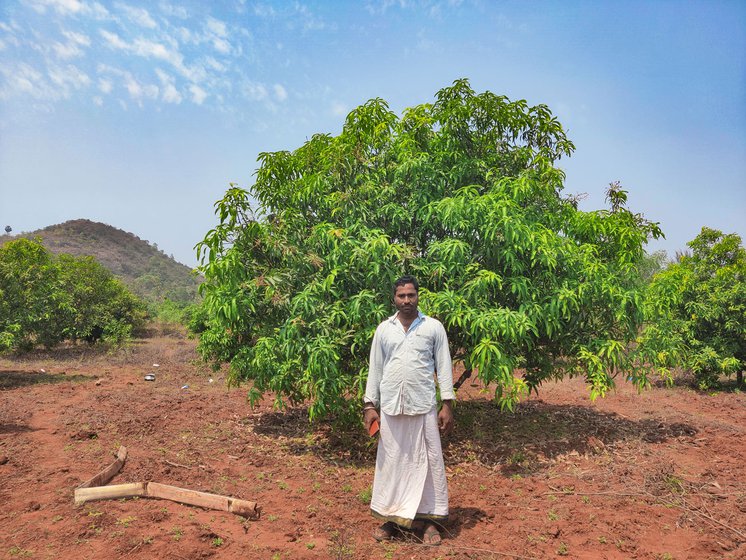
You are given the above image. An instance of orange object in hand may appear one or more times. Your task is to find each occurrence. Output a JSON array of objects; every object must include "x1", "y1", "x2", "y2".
[{"x1": 368, "y1": 418, "x2": 380, "y2": 437}]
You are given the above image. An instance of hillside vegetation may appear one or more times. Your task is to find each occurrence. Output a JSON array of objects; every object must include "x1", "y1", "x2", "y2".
[{"x1": 0, "y1": 219, "x2": 200, "y2": 306}]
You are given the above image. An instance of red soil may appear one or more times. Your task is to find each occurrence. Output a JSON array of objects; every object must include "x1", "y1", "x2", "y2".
[{"x1": 1, "y1": 330, "x2": 744, "y2": 559}]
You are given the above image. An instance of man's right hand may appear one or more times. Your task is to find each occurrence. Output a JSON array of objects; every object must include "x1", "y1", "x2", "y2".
[{"x1": 363, "y1": 407, "x2": 380, "y2": 433}]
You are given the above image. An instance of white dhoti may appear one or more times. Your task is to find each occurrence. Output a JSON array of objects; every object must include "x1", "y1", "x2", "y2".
[{"x1": 370, "y1": 408, "x2": 449, "y2": 528}]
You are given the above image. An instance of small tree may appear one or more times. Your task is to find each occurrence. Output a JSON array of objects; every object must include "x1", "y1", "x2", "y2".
[
  {"x1": 640, "y1": 227, "x2": 745, "y2": 389},
  {"x1": 0, "y1": 238, "x2": 68, "y2": 350},
  {"x1": 57, "y1": 254, "x2": 147, "y2": 343},
  {"x1": 196, "y1": 80, "x2": 663, "y2": 422},
  {"x1": 0, "y1": 238, "x2": 146, "y2": 350}
]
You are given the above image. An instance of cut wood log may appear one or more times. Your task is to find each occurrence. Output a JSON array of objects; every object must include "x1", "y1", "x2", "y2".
[
  {"x1": 73, "y1": 446, "x2": 259, "y2": 519},
  {"x1": 147, "y1": 482, "x2": 259, "y2": 518},
  {"x1": 73, "y1": 481, "x2": 260, "y2": 519},
  {"x1": 77, "y1": 446, "x2": 127, "y2": 489},
  {"x1": 74, "y1": 482, "x2": 147, "y2": 505},
  {"x1": 147, "y1": 482, "x2": 230, "y2": 511}
]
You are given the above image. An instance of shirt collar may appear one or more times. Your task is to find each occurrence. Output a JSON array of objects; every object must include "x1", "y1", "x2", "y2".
[{"x1": 389, "y1": 310, "x2": 425, "y2": 324}]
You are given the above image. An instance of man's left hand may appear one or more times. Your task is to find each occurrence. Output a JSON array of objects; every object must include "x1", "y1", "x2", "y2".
[{"x1": 438, "y1": 400, "x2": 454, "y2": 435}]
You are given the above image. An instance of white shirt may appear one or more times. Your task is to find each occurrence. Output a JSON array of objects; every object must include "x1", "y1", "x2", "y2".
[{"x1": 364, "y1": 310, "x2": 455, "y2": 416}]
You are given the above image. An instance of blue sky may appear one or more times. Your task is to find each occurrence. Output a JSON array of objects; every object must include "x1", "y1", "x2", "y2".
[{"x1": 1, "y1": 0, "x2": 744, "y2": 267}]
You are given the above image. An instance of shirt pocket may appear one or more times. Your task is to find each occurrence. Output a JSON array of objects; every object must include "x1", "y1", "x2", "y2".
[{"x1": 412, "y1": 331, "x2": 432, "y2": 355}]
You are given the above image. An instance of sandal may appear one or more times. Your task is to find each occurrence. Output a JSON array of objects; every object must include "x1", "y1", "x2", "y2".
[
  {"x1": 422, "y1": 522, "x2": 442, "y2": 546},
  {"x1": 373, "y1": 522, "x2": 396, "y2": 542}
]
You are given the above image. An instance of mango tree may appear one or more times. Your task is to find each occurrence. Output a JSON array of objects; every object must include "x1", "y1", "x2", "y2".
[
  {"x1": 639, "y1": 227, "x2": 745, "y2": 389},
  {"x1": 196, "y1": 79, "x2": 663, "y2": 422},
  {"x1": 0, "y1": 238, "x2": 146, "y2": 350}
]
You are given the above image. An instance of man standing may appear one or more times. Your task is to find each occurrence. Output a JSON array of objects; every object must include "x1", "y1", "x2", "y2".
[{"x1": 363, "y1": 275, "x2": 455, "y2": 546}]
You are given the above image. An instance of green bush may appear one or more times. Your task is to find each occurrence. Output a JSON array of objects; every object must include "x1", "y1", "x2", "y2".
[{"x1": 196, "y1": 80, "x2": 663, "y2": 422}]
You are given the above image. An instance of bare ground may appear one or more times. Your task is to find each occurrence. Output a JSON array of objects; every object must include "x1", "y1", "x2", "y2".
[{"x1": 1, "y1": 329, "x2": 744, "y2": 560}]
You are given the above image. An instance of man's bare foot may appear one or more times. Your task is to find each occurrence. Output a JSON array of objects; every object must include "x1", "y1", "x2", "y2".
[
  {"x1": 373, "y1": 521, "x2": 396, "y2": 541},
  {"x1": 422, "y1": 522, "x2": 442, "y2": 546}
]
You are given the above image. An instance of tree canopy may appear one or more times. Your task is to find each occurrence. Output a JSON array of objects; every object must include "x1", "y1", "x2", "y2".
[
  {"x1": 196, "y1": 79, "x2": 663, "y2": 422},
  {"x1": 640, "y1": 227, "x2": 745, "y2": 389}
]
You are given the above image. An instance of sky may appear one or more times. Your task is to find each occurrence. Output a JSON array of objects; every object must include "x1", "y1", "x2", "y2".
[{"x1": 1, "y1": 0, "x2": 744, "y2": 267}]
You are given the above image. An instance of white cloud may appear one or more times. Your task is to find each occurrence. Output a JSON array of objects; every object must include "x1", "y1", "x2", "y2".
[
  {"x1": 159, "y1": 2, "x2": 188, "y2": 19},
  {"x1": 132, "y1": 38, "x2": 184, "y2": 68},
  {"x1": 176, "y1": 26, "x2": 194, "y2": 43},
  {"x1": 273, "y1": 83, "x2": 287, "y2": 101},
  {"x1": 204, "y1": 17, "x2": 231, "y2": 54},
  {"x1": 117, "y1": 3, "x2": 157, "y2": 29},
  {"x1": 89, "y1": 1, "x2": 110, "y2": 19},
  {"x1": 52, "y1": 41, "x2": 83, "y2": 59},
  {"x1": 204, "y1": 57, "x2": 225, "y2": 72},
  {"x1": 212, "y1": 37, "x2": 231, "y2": 54},
  {"x1": 98, "y1": 78, "x2": 113, "y2": 93},
  {"x1": 93, "y1": 95, "x2": 103, "y2": 105},
  {"x1": 0, "y1": 63, "x2": 45, "y2": 100},
  {"x1": 26, "y1": 0, "x2": 109, "y2": 19},
  {"x1": 62, "y1": 30, "x2": 91, "y2": 46},
  {"x1": 189, "y1": 84, "x2": 207, "y2": 104},
  {"x1": 365, "y1": 0, "x2": 405, "y2": 14},
  {"x1": 162, "y1": 82, "x2": 181, "y2": 103},
  {"x1": 26, "y1": 0, "x2": 84, "y2": 15},
  {"x1": 180, "y1": 63, "x2": 207, "y2": 84},
  {"x1": 48, "y1": 64, "x2": 91, "y2": 93},
  {"x1": 294, "y1": 3, "x2": 328, "y2": 31},
  {"x1": 243, "y1": 81, "x2": 268, "y2": 101},
  {"x1": 125, "y1": 74, "x2": 158, "y2": 104},
  {"x1": 99, "y1": 31, "x2": 191, "y2": 80},
  {"x1": 0, "y1": 61, "x2": 91, "y2": 102},
  {"x1": 100, "y1": 29, "x2": 128, "y2": 50},
  {"x1": 206, "y1": 17, "x2": 228, "y2": 38},
  {"x1": 124, "y1": 76, "x2": 140, "y2": 97},
  {"x1": 0, "y1": 20, "x2": 22, "y2": 49},
  {"x1": 155, "y1": 68, "x2": 182, "y2": 103}
]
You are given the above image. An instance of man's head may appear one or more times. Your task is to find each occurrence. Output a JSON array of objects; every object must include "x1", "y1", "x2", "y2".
[{"x1": 393, "y1": 275, "x2": 419, "y2": 318}]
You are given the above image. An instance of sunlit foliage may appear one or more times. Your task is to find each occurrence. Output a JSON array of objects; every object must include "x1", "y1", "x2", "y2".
[
  {"x1": 640, "y1": 227, "x2": 745, "y2": 389},
  {"x1": 0, "y1": 238, "x2": 146, "y2": 351},
  {"x1": 196, "y1": 80, "x2": 662, "y2": 422}
]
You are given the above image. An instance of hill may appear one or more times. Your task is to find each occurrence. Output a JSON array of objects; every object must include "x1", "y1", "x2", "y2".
[{"x1": 0, "y1": 219, "x2": 200, "y2": 306}]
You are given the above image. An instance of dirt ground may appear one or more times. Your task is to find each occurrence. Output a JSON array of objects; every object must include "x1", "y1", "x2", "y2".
[{"x1": 1, "y1": 329, "x2": 744, "y2": 560}]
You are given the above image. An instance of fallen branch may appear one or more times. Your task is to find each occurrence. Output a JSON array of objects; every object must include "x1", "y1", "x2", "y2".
[
  {"x1": 77, "y1": 446, "x2": 128, "y2": 489},
  {"x1": 74, "y1": 481, "x2": 260, "y2": 519},
  {"x1": 542, "y1": 490, "x2": 646, "y2": 498},
  {"x1": 164, "y1": 459, "x2": 191, "y2": 469}
]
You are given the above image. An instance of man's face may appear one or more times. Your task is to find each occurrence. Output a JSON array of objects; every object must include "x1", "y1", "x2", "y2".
[{"x1": 394, "y1": 283, "x2": 418, "y2": 316}]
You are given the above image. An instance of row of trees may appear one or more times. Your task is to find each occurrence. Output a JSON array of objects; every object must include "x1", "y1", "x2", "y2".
[
  {"x1": 193, "y1": 80, "x2": 742, "y2": 423},
  {"x1": 6, "y1": 82, "x2": 737, "y2": 419},
  {"x1": 0, "y1": 238, "x2": 147, "y2": 351}
]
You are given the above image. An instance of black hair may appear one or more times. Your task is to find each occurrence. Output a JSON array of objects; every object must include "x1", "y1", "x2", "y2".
[{"x1": 393, "y1": 275, "x2": 419, "y2": 293}]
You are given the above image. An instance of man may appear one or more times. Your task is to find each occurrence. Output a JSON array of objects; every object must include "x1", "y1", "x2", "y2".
[{"x1": 363, "y1": 275, "x2": 455, "y2": 546}]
